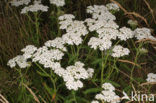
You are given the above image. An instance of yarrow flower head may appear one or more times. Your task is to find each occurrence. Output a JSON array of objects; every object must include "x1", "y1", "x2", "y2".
[
  {"x1": 7, "y1": 55, "x2": 31, "y2": 68},
  {"x1": 127, "y1": 19, "x2": 138, "y2": 28},
  {"x1": 118, "y1": 27, "x2": 134, "y2": 41},
  {"x1": 10, "y1": 0, "x2": 31, "y2": 7},
  {"x1": 102, "y1": 83, "x2": 115, "y2": 91},
  {"x1": 49, "y1": 0, "x2": 65, "y2": 7},
  {"x1": 111, "y1": 45, "x2": 130, "y2": 58},
  {"x1": 146, "y1": 73, "x2": 156, "y2": 82},
  {"x1": 106, "y1": 3, "x2": 120, "y2": 12},
  {"x1": 62, "y1": 61, "x2": 94, "y2": 90},
  {"x1": 92, "y1": 83, "x2": 120, "y2": 103},
  {"x1": 134, "y1": 27, "x2": 156, "y2": 40},
  {"x1": 44, "y1": 37, "x2": 67, "y2": 51},
  {"x1": 21, "y1": 45, "x2": 37, "y2": 59},
  {"x1": 59, "y1": 14, "x2": 88, "y2": 45},
  {"x1": 87, "y1": 5, "x2": 116, "y2": 21},
  {"x1": 7, "y1": 45, "x2": 37, "y2": 68},
  {"x1": 88, "y1": 37, "x2": 112, "y2": 51},
  {"x1": 21, "y1": 0, "x2": 49, "y2": 13},
  {"x1": 32, "y1": 46, "x2": 64, "y2": 68},
  {"x1": 91, "y1": 100, "x2": 99, "y2": 103}
]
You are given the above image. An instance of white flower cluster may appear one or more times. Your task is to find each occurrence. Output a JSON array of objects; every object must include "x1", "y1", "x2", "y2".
[
  {"x1": 111, "y1": 45, "x2": 130, "y2": 58},
  {"x1": 127, "y1": 19, "x2": 138, "y2": 27},
  {"x1": 106, "y1": 3, "x2": 120, "y2": 12},
  {"x1": 7, "y1": 37, "x2": 94, "y2": 91},
  {"x1": 7, "y1": 55, "x2": 31, "y2": 69},
  {"x1": 118, "y1": 27, "x2": 134, "y2": 41},
  {"x1": 62, "y1": 62, "x2": 94, "y2": 90},
  {"x1": 21, "y1": 45, "x2": 37, "y2": 59},
  {"x1": 86, "y1": 5, "x2": 119, "y2": 51},
  {"x1": 59, "y1": 14, "x2": 88, "y2": 45},
  {"x1": 91, "y1": 83, "x2": 120, "y2": 103},
  {"x1": 49, "y1": 0, "x2": 65, "y2": 7},
  {"x1": 88, "y1": 37, "x2": 112, "y2": 51},
  {"x1": 86, "y1": 5, "x2": 116, "y2": 21},
  {"x1": 21, "y1": 0, "x2": 49, "y2": 13},
  {"x1": 44, "y1": 37, "x2": 67, "y2": 51},
  {"x1": 146, "y1": 73, "x2": 156, "y2": 82},
  {"x1": 7, "y1": 45, "x2": 37, "y2": 68},
  {"x1": 32, "y1": 46, "x2": 64, "y2": 68},
  {"x1": 86, "y1": 4, "x2": 156, "y2": 58},
  {"x1": 10, "y1": 0, "x2": 31, "y2": 7},
  {"x1": 134, "y1": 28, "x2": 156, "y2": 40}
]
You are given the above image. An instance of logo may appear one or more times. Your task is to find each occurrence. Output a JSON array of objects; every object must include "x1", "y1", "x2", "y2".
[{"x1": 122, "y1": 91, "x2": 155, "y2": 102}]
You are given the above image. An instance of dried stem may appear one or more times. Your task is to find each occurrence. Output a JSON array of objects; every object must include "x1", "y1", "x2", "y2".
[
  {"x1": 110, "y1": 0, "x2": 150, "y2": 27},
  {"x1": 143, "y1": 0, "x2": 156, "y2": 24},
  {"x1": 22, "y1": 83, "x2": 40, "y2": 103}
]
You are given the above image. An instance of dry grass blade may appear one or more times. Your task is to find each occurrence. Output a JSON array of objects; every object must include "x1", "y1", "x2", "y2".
[
  {"x1": 110, "y1": 0, "x2": 150, "y2": 27},
  {"x1": 22, "y1": 83, "x2": 40, "y2": 103},
  {"x1": 140, "y1": 82, "x2": 156, "y2": 86},
  {"x1": 118, "y1": 59, "x2": 140, "y2": 67},
  {"x1": 135, "y1": 38, "x2": 156, "y2": 45},
  {"x1": 39, "y1": 95, "x2": 47, "y2": 103},
  {"x1": 0, "y1": 94, "x2": 9, "y2": 103},
  {"x1": 143, "y1": 0, "x2": 156, "y2": 24}
]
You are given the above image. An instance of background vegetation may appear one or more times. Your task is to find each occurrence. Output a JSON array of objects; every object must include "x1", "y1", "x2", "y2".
[{"x1": 0, "y1": 0, "x2": 156, "y2": 103}]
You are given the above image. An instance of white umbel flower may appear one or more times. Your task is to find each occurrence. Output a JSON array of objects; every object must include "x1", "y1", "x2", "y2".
[
  {"x1": 65, "y1": 79, "x2": 83, "y2": 91},
  {"x1": 21, "y1": 45, "x2": 37, "y2": 59},
  {"x1": 87, "y1": 68, "x2": 94, "y2": 78},
  {"x1": 59, "y1": 14, "x2": 88, "y2": 45},
  {"x1": 66, "y1": 62, "x2": 89, "y2": 80},
  {"x1": 97, "y1": 28, "x2": 119, "y2": 40},
  {"x1": 127, "y1": 19, "x2": 138, "y2": 27},
  {"x1": 95, "y1": 91, "x2": 120, "y2": 103},
  {"x1": 111, "y1": 45, "x2": 130, "y2": 57},
  {"x1": 62, "y1": 33, "x2": 83, "y2": 45},
  {"x1": 118, "y1": 27, "x2": 134, "y2": 41},
  {"x1": 44, "y1": 37, "x2": 67, "y2": 51},
  {"x1": 146, "y1": 73, "x2": 156, "y2": 82},
  {"x1": 87, "y1": 5, "x2": 108, "y2": 15},
  {"x1": 49, "y1": 0, "x2": 65, "y2": 7},
  {"x1": 92, "y1": 83, "x2": 120, "y2": 103},
  {"x1": 134, "y1": 27, "x2": 156, "y2": 40},
  {"x1": 102, "y1": 83, "x2": 115, "y2": 91},
  {"x1": 7, "y1": 55, "x2": 30, "y2": 68},
  {"x1": 21, "y1": 1, "x2": 49, "y2": 13},
  {"x1": 32, "y1": 46, "x2": 64, "y2": 68},
  {"x1": 59, "y1": 14, "x2": 75, "y2": 21},
  {"x1": 7, "y1": 58, "x2": 16, "y2": 68},
  {"x1": 106, "y1": 3, "x2": 120, "y2": 11},
  {"x1": 62, "y1": 61, "x2": 94, "y2": 90},
  {"x1": 91, "y1": 100, "x2": 99, "y2": 103},
  {"x1": 10, "y1": 0, "x2": 31, "y2": 7},
  {"x1": 88, "y1": 37, "x2": 112, "y2": 51},
  {"x1": 87, "y1": 5, "x2": 116, "y2": 21}
]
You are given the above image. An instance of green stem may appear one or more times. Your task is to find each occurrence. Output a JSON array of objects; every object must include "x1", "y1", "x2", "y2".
[
  {"x1": 130, "y1": 42, "x2": 143, "y2": 84},
  {"x1": 101, "y1": 51, "x2": 109, "y2": 85},
  {"x1": 56, "y1": 7, "x2": 61, "y2": 36},
  {"x1": 72, "y1": 91, "x2": 77, "y2": 103},
  {"x1": 34, "y1": 12, "x2": 40, "y2": 45},
  {"x1": 35, "y1": 63, "x2": 57, "y2": 93},
  {"x1": 76, "y1": 34, "x2": 89, "y2": 59}
]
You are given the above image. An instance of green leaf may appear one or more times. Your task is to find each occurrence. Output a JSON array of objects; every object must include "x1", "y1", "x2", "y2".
[
  {"x1": 83, "y1": 88, "x2": 102, "y2": 95},
  {"x1": 76, "y1": 97, "x2": 89, "y2": 103},
  {"x1": 43, "y1": 83, "x2": 54, "y2": 96},
  {"x1": 37, "y1": 70, "x2": 49, "y2": 77},
  {"x1": 104, "y1": 80, "x2": 120, "y2": 87},
  {"x1": 91, "y1": 58, "x2": 103, "y2": 65},
  {"x1": 65, "y1": 98, "x2": 75, "y2": 103}
]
